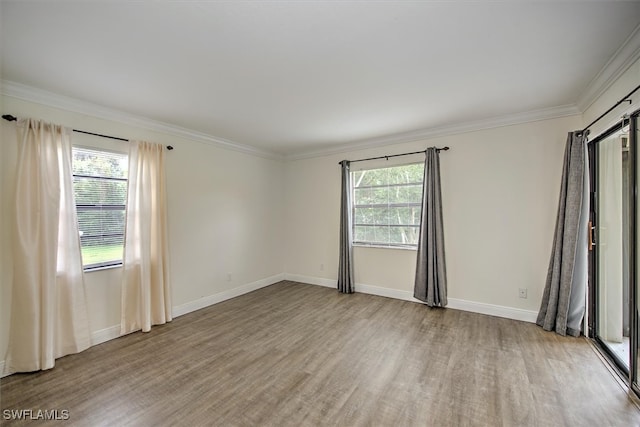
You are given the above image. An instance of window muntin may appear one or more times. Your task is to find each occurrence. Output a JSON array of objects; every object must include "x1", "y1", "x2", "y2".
[
  {"x1": 72, "y1": 147, "x2": 128, "y2": 270},
  {"x1": 352, "y1": 162, "x2": 424, "y2": 248}
]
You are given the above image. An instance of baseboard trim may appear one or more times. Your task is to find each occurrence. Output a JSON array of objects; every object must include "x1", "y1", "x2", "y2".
[
  {"x1": 447, "y1": 296, "x2": 538, "y2": 323},
  {"x1": 284, "y1": 273, "x2": 335, "y2": 288},
  {"x1": 91, "y1": 325, "x2": 121, "y2": 346},
  {"x1": 285, "y1": 274, "x2": 538, "y2": 323},
  {"x1": 0, "y1": 273, "x2": 286, "y2": 378},
  {"x1": 172, "y1": 273, "x2": 286, "y2": 318}
]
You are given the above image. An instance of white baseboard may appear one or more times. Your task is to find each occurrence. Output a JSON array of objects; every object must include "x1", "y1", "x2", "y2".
[
  {"x1": 284, "y1": 273, "x2": 538, "y2": 323},
  {"x1": 284, "y1": 273, "x2": 335, "y2": 288},
  {"x1": 447, "y1": 297, "x2": 538, "y2": 323},
  {"x1": 94, "y1": 273, "x2": 286, "y2": 344},
  {"x1": 172, "y1": 273, "x2": 285, "y2": 318},
  {"x1": 0, "y1": 273, "x2": 286, "y2": 378},
  {"x1": 91, "y1": 325, "x2": 121, "y2": 346}
]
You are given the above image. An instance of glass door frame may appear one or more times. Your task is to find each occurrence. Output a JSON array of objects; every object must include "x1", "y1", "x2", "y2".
[
  {"x1": 631, "y1": 112, "x2": 638, "y2": 395},
  {"x1": 587, "y1": 109, "x2": 639, "y2": 395}
]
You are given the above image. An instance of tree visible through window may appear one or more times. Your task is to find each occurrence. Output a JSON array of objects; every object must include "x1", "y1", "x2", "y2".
[
  {"x1": 72, "y1": 147, "x2": 128, "y2": 269},
  {"x1": 352, "y1": 163, "x2": 424, "y2": 248}
]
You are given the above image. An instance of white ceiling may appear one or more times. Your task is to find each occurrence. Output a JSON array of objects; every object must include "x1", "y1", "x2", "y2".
[{"x1": 2, "y1": 1, "x2": 640, "y2": 157}]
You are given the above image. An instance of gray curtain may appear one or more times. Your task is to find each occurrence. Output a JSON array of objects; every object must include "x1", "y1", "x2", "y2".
[
  {"x1": 337, "y1": 160, "x2": 355, "y2": 293},
  {"x1": 537, "y1": 131, "x2": 589, "y2": 337},
  {"x1": 414, "y1": 148, "x2": 447, "y2": 307}
]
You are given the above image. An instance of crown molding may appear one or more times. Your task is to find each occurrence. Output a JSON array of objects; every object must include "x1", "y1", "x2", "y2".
[
  {"x1": 0, "y1": 80, "x2": 284, "y2": 161},
  {"x1": 0, "y1": 80, "x2": 582, "y2": 163},
  {"x1": 285, "y1": 103, "x2": 581, "y2": 161},
  {"x1": 576, "y1": 23, "x2": 640, "y2": 112}
]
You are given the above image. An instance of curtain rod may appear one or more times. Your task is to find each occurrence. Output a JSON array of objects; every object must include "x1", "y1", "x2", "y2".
[
  {"x1": 339, "y1": 147, "x2": 449, "y2": 165},
  {"x1": 2, "y1": 114, "x2": 174, "y2": 150},
  {"x1": 581, "y1": 84, "x2": 640, "y2": 134}
]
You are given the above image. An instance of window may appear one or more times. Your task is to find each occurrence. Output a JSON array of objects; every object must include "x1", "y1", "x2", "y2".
[
  {"x1": 72, "y1": 147, "x2": 128, "y2": 270},
  {"x1": 352, "y1": 163, "x2": 424, "y2": 248}
]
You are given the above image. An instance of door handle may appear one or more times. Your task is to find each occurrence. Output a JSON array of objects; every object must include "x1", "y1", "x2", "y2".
[{"x1": 588, "y1": 221, "x2": 595, "y2": 251}]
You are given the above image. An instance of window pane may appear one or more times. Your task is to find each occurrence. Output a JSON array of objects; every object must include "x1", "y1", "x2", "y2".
[
  {"x1": 72, "y1": 147, "x2": 128, "y2": 269},
  {"x1": 372, "y1": 225, "x2": 391, "y2": 245},
  {"x1": 356, "y1": 168, "x2": 383, "y2": 187},
  {"x1": 77, "y1": 210, "x2": 126, "y2": 237},
  {"x1": 354, "y1": 225, "x2": 368, "y2": 243},
  {"x1": 391, "y1": 226, "x2": 420, "y2": 246},
  {"x1": 354, "y1": 187, "x2": 374, "y2": 205},
  {"x1": 74, "y1": 177, "x2": 127, "y2": 205},
  {"x1": 351, "y1": 162, "x2": 424, "y2": 248},
  {"x1": 73, "y1": 147, "x2": 128, "y2": 179},
  {"x1": 80, "y1": 235, "x2": 124, "y2": 267},
  {"x1": 355, "y1": 207, "x2": 375, "y2": 225},
  {"x1": 389, "y1": 206, "x2": 421, "y2": 225},
  {"x1": 374, "y1": 207, "x2": 389, "y2": 225},
  {"x1": 393, "y1": 184, "x2": 423, "y2": 204},
  {"x1": 371, "y1": 187, "x2": 389, "y2": 204},
  {"x1": 389, "y1": 226, "x2": 404, "y2": 244}
]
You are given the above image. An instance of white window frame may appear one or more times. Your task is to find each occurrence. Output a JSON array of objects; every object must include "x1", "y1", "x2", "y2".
[
  {"x1": 72, "y1": 139, "x2": 129, "y2": 271},
  {"x1": 351, "y1": 162, "x2": 424, "y2": 250}
]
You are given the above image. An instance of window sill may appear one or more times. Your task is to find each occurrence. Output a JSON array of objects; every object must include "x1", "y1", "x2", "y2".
[
  {"x1": 353, "y1": 244, "x2": 417, "y2": 251},
  {"x1": 84, "y1": 263, "x2": 123, "y2": 273}
]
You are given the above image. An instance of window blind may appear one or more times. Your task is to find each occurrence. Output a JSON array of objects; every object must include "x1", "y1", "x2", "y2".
[{"x1": 72, "y1": 147, "x2": 128, "y2": 269}]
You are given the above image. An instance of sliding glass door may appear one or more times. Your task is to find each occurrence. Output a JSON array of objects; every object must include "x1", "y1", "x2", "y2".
[
  {"x1": 593, "y1": 126, "x2": 631, "y2": 370},
  {"x1": 589, "y1": 110, "x2": 639, "y2": 395}
]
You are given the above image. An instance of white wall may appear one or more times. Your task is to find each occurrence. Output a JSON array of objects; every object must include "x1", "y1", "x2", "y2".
[
  {"x1": 284, "y1": 115, "x2": 583, "y2": 319},
  {"x1": 0, "y1": 95, "x2": 285, "y2": 366}
]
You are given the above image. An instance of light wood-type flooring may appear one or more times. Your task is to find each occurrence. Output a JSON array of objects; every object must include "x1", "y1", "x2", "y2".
[{"x1": 1, "y1": 281, "x2": 639, "y2": 426}]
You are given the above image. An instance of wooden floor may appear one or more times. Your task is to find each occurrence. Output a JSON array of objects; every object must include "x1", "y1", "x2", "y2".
[{"x1": 2, "y1": 281, "x2": 639, "y2": 426}]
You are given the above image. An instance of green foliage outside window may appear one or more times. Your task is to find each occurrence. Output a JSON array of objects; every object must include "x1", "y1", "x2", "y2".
[{"x1": 352, "y1": 162, "x2": 424, "y2": 247}]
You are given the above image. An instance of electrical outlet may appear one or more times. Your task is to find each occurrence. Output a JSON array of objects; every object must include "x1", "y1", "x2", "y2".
[
  {"x1": 320, "y1": 263, "x2": 324, "y2": 271},
  {"x1": 518, "y1": 288, "x2": 528, "y2": 299},
  {"x1": 227, "y1": 273, "x2": 232, "y2": 282}
]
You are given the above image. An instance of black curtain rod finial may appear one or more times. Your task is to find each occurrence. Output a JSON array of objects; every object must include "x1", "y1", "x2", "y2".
[
  {"x1": 2, "y1": 114, "x2": 17, "y2": 122},
  {"x1": 167, "y1": 145, "x2": 174, "y2": 150}
]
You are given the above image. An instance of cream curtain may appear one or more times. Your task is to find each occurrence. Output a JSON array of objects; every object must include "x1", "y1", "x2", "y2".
[
  {"x1": 121, "y1": 140, "x2": 172, "y2": 334},
  {"x1": 5, "y1": 119, "x2": 90, "y2": 373}
]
